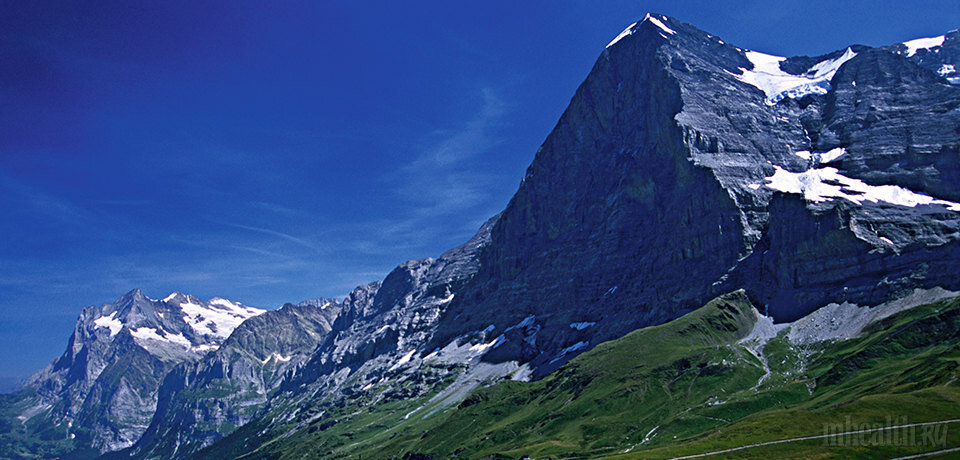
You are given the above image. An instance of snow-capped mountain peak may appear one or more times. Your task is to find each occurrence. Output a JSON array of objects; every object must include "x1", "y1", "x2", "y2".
[
  {"x1": 86, "y1": 290, "x2": 264, "y2": 356},
  {"x1": 606, "y1": 13, "x2": 676, "y2": 48}
]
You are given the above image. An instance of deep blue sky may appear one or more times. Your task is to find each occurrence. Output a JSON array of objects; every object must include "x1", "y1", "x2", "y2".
[{"x1": 2, "y1": 1, "x2": 958, "y2": 382}]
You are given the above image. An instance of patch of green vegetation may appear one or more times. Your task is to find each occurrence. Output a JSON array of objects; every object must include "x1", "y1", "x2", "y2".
[
  {"x1": 199, "y1": 292, "x2": 960, "y2": 459},
  {"x1": 0, "y1": 390, "x2": 97, "y2": 460},
  {"x1": 631, "y1": 387, "x2": 960, "y2": 459},
  {"x1": 613, "y1": 296, "x2": 960, "y2": 458},
  {"x1": 199, "y1": 291, "x2": 764, "y2": 459},
  {"x1": 378, "y1": 291, "x2": 763, "y2": 459}
]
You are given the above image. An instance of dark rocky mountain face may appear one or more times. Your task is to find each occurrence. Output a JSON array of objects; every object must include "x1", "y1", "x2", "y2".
[
  {"x1": 193, "y1": 16, "x2": 960, "y2": 456},
  {"x1": 429, "y1": 18, "x2": 753, "y2": 375},
  {"x1": 431, "y1": 14, "x2": 960, "y2": 375},
  {"x1": 7, "y1": 13, "x2": 960, "y2": 459},
  {"x1": 889, "y1": 30, "x2": 960, "y2": 85}
]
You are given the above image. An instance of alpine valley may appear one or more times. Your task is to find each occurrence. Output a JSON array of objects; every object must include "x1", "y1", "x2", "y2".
[{"x1": 4, "y1": 13, "x2": 960, "y2": 459}]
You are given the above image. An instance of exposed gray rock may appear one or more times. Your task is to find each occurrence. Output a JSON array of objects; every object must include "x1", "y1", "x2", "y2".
[
  {"x1": 128, "y1": 298, "x2": 342, "y2": 457},
  {"x1": 888, "y1": 30, "x2": 960, "y2": 85},
  {"x1": 122, "y1": 215, "x2": 500, "y2": 458},
  {"x1": 429, "y1": 14, "x2": 960, "y2": 377},
  {"x1": 785, "y1": 287, "x2": 959, "y2": 345},
  {"x1": 11, "y1": 290, "x2": 263, "y2": 453},
  {"x1": 170, "y1": 15, "x2": 960, "y2": 453},
  {"x1": 206, "y1": 217, "x2": 504, "y2": 455},
  {"x1": 9, "y1": 14, "x2": 960, "y2": 459}
]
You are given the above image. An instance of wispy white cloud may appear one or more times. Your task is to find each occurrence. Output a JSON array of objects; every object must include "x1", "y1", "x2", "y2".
[
  {"x1": 228, "y1": 245, "x2": 292, "y2": 259},
  {"x1": 292, "y1": 87, "x2": 511, "y2": 265},
  {"x1": 404, "y1": 87, "x2": 506, "y2": 170},
  {"x1": 373, "y1": 86, "x2": 508, "y2": 247},
  {"x1": 217, "y1": 221, "x2": 322, "y2": 252}
]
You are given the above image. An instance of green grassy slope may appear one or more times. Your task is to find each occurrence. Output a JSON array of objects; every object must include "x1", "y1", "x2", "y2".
[
  {"x1": 199, "y1": 291, "x2": 762, "y2": 458},
  {"x1": 369, "y1": 291, "x2": 763, "y2": 459},
  {"x1": 0, "y1": 389, "x2": 99, "y2": 460},
  {"x1": 199, "y1": 290, "x2": 960, "y2": 459}
]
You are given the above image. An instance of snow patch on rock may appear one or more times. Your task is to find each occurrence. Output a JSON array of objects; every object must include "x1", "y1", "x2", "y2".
[
  {"x1": 937, "y1": 64, "x2": 960, "y2": 85},
  {"x1": 191, "y1": 343, "x2": 218, "y2": 353},
  {"x1": 607, "y1": 23, "x2": 637, "y2": 48},
  {"x1": 179, "y1": 298, "x2": 265, "y2": 339},
  {"x1": 795, "y1": 147, "x2": 845, "y2": 164},
  {"x1": 505, "y1": 314, "x2": 536, "y2": 332},
  {"x1": 901, "y1": 35, "x2": 945, "y2": 57},
  {"x1": 129, "y1": 327, "x2": 191, "y2": 349},
  {"x1": 261, "y1": 353, "x2": 293, "y2": 365},
  {"x1": 129, "y1": 327, "x2": 165, "y2": 342},
  {"x1": 94, "y1": 312, "x2": 123, "y2": 337},
  {"x1": 733, "y1": 47, "x2": 856, "y2": 104},
  {"x1": 646, "y1": 14, "x2": 676, "y2": 35},
  {"x1": 765, "y1": 165, "x2": 960, "y2": 211},
  {"x1": 388, "y1": 350, "x2": 417, "y2": 371},
  {"x1": 469, "y1": 335, "x2": 505, "y2": 354},
  {"x1": 550, "y1": 341, "x2": 589, "y2": 364}
]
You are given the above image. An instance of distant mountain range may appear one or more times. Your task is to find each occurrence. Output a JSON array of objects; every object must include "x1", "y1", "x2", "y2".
[{"x1": 3, "y1": 13, "x2": 960, "y2": 459}]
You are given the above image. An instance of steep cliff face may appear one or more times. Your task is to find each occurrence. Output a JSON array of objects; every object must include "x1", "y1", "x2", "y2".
[
  {"x1": 888, "y1": 30, "x2": 960, "y2": 85},
  {"x1": 272, "y1": 216, "x2": 502, "y2": 410},
  {"x1": 128, "y1": 299, "x2": 341, "y2": 457},
  {"x1": 8, "y1": 14, "x2": 960, "y2": 459},
  {"x1": 193, "y1": 15, "x2": 960, "y2": 455},
  {"x1": 430, "y1": 14, "x2": 960, "y2": 374},
  {"x1": 9, "y1": 290, "x2": 264, "y2": 453}
]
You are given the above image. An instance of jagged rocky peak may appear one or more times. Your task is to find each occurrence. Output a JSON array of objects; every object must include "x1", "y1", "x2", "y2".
[
  {"x1": 80, "y1": 289, "x2": 266, "y2": 360},
  {"x1": 426, "y1": 14, "x2": 960, "y2": 375},
  {"x1": 127, "y1": 295, "x2": 347, "y2": 457},
  {"x1": 294, "y1": 296, "x2": 339, "y2": 309},
  {"x1": 217, "y1": 295, "x2": 341, "y2": 361},
  {"x1": 130, "y1": 223, "x2": 508, "y2": 460},
  {"x1": 608, "y1": 13, "x2": 960, "y2": 250},
  {"x1": 14, "y1": 289, "x2": 266, "y2": 453},
  {"x1": 10, "y1": 15, "x2": 960, "y2": 459}
]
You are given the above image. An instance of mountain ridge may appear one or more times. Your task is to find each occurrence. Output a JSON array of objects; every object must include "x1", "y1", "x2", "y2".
[
  {"x1": 187, "y1": 14, "x2": 960, "y2": 458},
  {"x1": 4, "y1": 13, "x2": 960, "y2": 459},
  {"x1": 3, "y1": 289, "x2": 268, "y2": 454}
]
